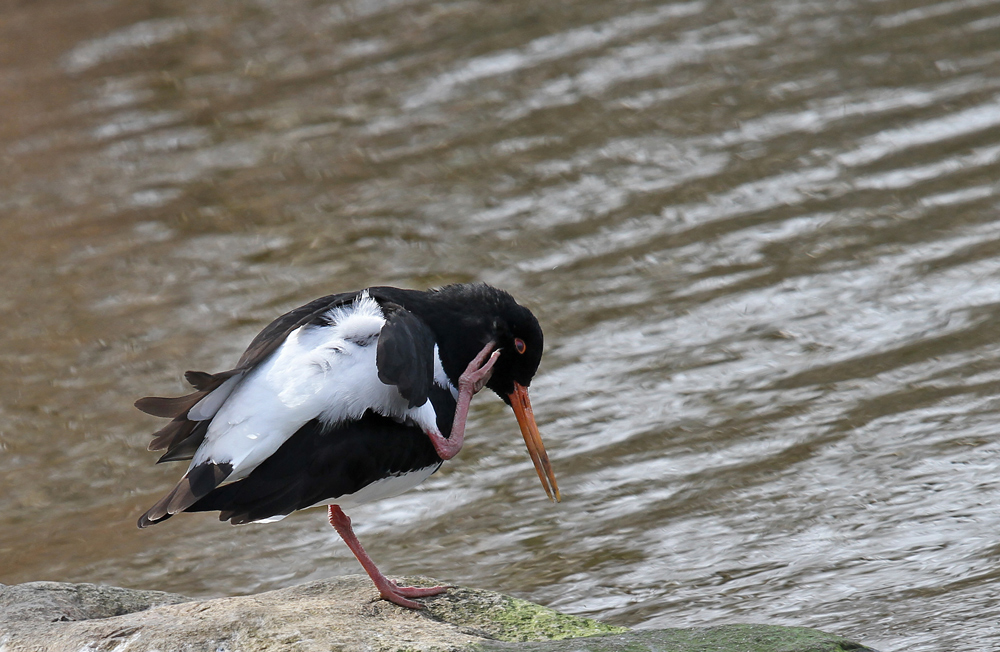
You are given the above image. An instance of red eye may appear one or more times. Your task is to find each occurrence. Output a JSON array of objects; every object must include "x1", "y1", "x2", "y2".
[{"x1": 514, "y1": 338, "x2": 526, "y2": 354}]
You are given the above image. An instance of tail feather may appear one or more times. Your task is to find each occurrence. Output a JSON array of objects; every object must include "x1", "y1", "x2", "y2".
[
  {"x1": 156, "y1": 421, "x2": 210, "y2": 463},
  {"x1": 135, "y1": 392, "x2": 206, "y2": 419},
  {"x1": 147, "y1": 417, "x2": 197, "y2": 452},
  {"x1": 136, "y1": 369, "x2": 238, "y2": 419},
  {"x1": 184, "y1": 370, "x2": 216, "y2": 390},
  {"x1": 137, "y1": 462, "x2": 233, "y2": 529}
]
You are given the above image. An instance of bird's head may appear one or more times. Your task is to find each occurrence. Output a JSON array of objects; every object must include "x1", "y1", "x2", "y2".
[
  {"x1": 478, "y1": 291, "x2": 559, "y2": 503},
  {"x1": 425, "y1": 283, "x2": 559, "y2": 501},
  {"x1": 483, "y1": 300, "x2": 544, "y2": 399}
]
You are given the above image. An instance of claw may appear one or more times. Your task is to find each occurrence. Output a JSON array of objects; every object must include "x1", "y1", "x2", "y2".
[
  {"x1": 470, "y1": 350, "x2": 500, "y2": 393},
  {"x1": 428, "y1": 341, "x2": 501, "y2": 460},
  {"x1": 379, "y1": 582, "x2": 449, "y2": 608},
  {"x1": 461, "y1": 342, "x2": 499, "y2": 394}
]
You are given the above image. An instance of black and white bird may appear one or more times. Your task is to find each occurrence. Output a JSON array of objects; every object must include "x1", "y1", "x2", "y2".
[{"x1": 135, "y1": 283, "x2": 559, "y2": 608}]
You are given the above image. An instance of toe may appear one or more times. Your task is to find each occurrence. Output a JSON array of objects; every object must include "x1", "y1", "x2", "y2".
[
  {"x1": 380, "y1": 590, "x2": 425, "y2": 609},
  {"x1": 395, "y1": 584, "x2": 450, "y2": 598}
]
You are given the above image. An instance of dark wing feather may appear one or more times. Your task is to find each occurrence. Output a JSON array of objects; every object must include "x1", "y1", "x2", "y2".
[
  {"x1": 134, "y1": 370, "x2": 238, "y2": 419},
  {"x1": 156, "y1": 420, "x2": 210, "y2": 463},
  {"x1": 137, "y1": 461, "x2": 233, "y2": 528},
  {"x1": 186, "y1": 412, "x2": 442, "y2": 525},
  {"x1": 134, "y1": 392, "x2": 204, "y2": 419},
  {"x1": 235, "y1": 291, "x2": 361, "y2": 369},
  {"x1": 147, "y1": 416, "x2": 197, "y2": 452},
  {"x1": 183, "y1": 370, "x2": 217, "y2": 391},
  {"x1": 375, "y1": 304, "x2": 435, "y2": 409}
]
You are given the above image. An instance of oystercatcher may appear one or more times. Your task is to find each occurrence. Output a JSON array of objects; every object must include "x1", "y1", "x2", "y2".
[{"x1": 135, "y1": 283, "x2": 559, "y2": 608}]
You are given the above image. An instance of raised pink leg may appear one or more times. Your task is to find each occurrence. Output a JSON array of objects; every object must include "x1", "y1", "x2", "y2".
[
  {"x1": 328, "y1": 505, "x2": 448, "y2": 609},
  {"x1": 426, "y1": 341, "x2": 500, "y2": 461}
]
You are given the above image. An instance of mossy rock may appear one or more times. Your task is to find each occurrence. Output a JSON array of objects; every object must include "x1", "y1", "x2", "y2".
[
  {"x1": 0, "y1": 576, "x2": 621, "y2": 652},
  {"x1": 479, "y1": 623, "x2": 879, "y2": 652},
  {"x1": 418, "y1": 583, "x2": 627, "y2": 642},
  {"x1": 0, "y1": 577, "x2": 877, "y2": 652}
]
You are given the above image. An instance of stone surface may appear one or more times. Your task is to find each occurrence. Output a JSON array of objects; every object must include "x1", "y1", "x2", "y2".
[
  {"x1": 0, "y1": 575, "x2": 623, "y2": 652},
  {"x1": 0, "y1": 577, "x2": 879, "y2": 652},
  {"x1": 482, "y1": 624, "x2": 879, "y2": 652}
]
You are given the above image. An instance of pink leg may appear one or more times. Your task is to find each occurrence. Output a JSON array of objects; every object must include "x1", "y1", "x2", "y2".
[
  {"x1": 328, "y1": 505, "x2": 448, "y2": 609},
  {"x1": 426, "y1": 342, "x2": 500, "y2": 461}
]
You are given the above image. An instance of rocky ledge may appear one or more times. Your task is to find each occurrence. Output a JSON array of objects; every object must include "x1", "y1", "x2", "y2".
[{"x1": 0, "y1": 576, "x2": 878, "y2": 652}]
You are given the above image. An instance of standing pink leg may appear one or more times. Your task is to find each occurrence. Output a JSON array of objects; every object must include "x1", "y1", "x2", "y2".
[
  {"x1": 328, "y1": 505, "x2": 448, "y2": 609},
  {"x1": 426, "y1": 342, "x2": 500, "y2": 460}
]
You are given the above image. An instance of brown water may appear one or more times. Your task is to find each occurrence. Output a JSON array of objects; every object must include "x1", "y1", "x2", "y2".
[{"x1": 3, "y1": 1, "x2": 1000, "y2": 649}]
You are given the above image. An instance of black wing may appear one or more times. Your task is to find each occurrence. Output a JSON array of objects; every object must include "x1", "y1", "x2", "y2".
[
  {"x1": 234, "y1": 291, "x2": 362, "y2": 368},
  {"x1": 376, "y1": 303, "x2": 436, "y2": 409}
]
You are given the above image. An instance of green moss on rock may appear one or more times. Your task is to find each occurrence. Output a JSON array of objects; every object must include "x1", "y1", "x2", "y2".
[{"x1": 418, "y1": 583, "x2": 627, "y2": 642}]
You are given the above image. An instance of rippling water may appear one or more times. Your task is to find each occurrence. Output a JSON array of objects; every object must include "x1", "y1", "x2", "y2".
[{"x1": 3, "y1": 1, "x2": 1000, "y2": 650}]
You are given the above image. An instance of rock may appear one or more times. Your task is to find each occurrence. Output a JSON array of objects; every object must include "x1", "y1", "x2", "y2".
[
  {"x1": 0, "y1": 581, "x2": 188, "y2": 624},
  {"x1": 0, "y1": 576, "x2": 622, "y2": 651},
  {"x1": 480, "y1": 624, "x2": 880, "y2": 651},
  {"x1": 0, "y1": 577, "x2": 878, "y2": 652}
]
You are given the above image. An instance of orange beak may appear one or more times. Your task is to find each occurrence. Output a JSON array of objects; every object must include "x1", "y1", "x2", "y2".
[{"x1": 509, "y1": 382, "x2": 560, "y2": 502}]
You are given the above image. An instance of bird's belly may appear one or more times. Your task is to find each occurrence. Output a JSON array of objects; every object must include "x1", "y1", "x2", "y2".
[
  {"x1": 318, "y1": 462, "x2": 442, "y2": 510},
  {"x1": 245, "y1": 465, "x2": 441, "y2": 524}
]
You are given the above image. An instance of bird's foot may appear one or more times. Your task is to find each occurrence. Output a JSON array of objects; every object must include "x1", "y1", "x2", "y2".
[
  {"x1": 379, "y1": 580, "x2": 450, "y2": 609},
  {"x1": 428, "y1": 341, "x2": 500, "y2": 461},
  {"x1": 460, "y1": 342, "x2": 500, "y2": 395}
]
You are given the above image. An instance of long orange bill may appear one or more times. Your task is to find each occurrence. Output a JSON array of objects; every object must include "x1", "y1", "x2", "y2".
[{"x1": 509, "y1": 382, "x2": 560, "y2": 502}]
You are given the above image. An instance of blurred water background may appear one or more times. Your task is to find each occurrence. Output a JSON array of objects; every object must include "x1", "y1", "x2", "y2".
[{"x1": 3, "y1": 1, "x2": 1000, "y2": 650}]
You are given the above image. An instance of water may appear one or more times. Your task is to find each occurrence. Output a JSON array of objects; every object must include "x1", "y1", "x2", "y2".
[{"x1": 2, "y1": 1, "x2": 1000, "y2": 650}]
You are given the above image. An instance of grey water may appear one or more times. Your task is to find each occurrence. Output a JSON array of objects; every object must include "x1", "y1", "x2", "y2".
[{"x1": 2, "y1": 1, "x2": 1000, "y2": 650}]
